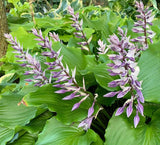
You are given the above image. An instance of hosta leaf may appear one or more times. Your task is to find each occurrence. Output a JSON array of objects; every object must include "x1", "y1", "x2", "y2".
[
  {"x1": 81, "y1": 63, "x2": 118, "y2": 91},
  {"x1": 35, "y1": 17, "x2": 64, "y2": 30},
  {"x1": 0, "y1": 93, "x2": 36, "y2": 129},
  {"x1": 96, "y1": 86, "x2": 116, "y2": 106},
  {"x1": 70, "y1": 0, "x2": 83, "y2": 11},
  {"x1": 9, "y1": 132, "x2": 37, "y2": 145},
  {"x1": 23, "y1": 111, "x2": 54, "y2": 134},
  {"x1": 0, "y1": 73, "x2": 17, "y2": 83},
  {"x1": 11, "y1": 27, "x2": 38, "y2": 49},
  {"x1": 104, "y1": 108, "x2": 160, "y2": 145},
  {"x1": 56, "y1": 0, "x2": 70, "y2": 14},
  {"x1": 0, "y1": 73, "x2": 18, "y2": 92},
  {"x1": 51, "y1": 42, "x2": 87, "y2": 71},
  {"x1": 36, "y1": 117, "x2": 103, "y2": 145},
  {"x1": 150, "y1": 0, "x2": 158, "y2": 9},
  {"x1": 9, "y1": 22, "x2": 34, "y2": 32},
  {"x1": 0, "y1": 126, "x2": 14, "y2": 145},
  {"x1": 83, "y1": 28, "x2": 95, "y2": 39},
  {"x1": 24, "y1": 84, "x2": 91, "y2": 124},
  {"x1": 138, "y1": 42, "x2": 160, "y2": 103},
  {"x1": 83, "y1": 11, "x2": 122, "y2": 40}
]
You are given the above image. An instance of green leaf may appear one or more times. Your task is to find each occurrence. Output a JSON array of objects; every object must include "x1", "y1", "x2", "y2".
[
  {"x1": 83, "y1": 28, "x2": 95, "y2": 39},
  {"x1": 0, "y1": 126, "x2": 14, "y2": 145},
  {"x1": 36, "y1": 117, "x2": 103, "y2": 145},
  {"x1": 81, "y1": 63, "x2": 118, "y2": 91},
  {"x1": 70, "y1": 0, "x2": 83, "y2": 11},
  {"x1": 11, "y1": 27, "x2": 38, "y2": 50},
  {"x1": 138, "y1": 42, "x2": 160, "y2": 103},
  {"x1": 96, "y1": 86, "x2": 116, "y2": 106},
  {"x1": 9, "y1": 132, "x2": 37, "y2": 145},
  {"x1": 23, "y1": 111, "x2": 54, "y2": 134},
  {"x1": 104, "y1": 108, "x2": 160, "y2": 145},
  {"x1": 24, "y1": 84, "x2": 91, "y2": 124},
  {"x1": 56, "y1": 0, "x2": 70, "y2": 14},
  {"x1": 150, "y1": 0, "x2": 158, "y2": 9},
  {"x1": 0, "y1": 73, "x2": 18, "y2": 92},
  {"x1": 0, "y1": 93, "x2": 36, "y2": 129},
  {"x1": 8, "y1": 0, "x2": 20, "y2": 5},
  {"x1": 0, "y1": 73, "x2": 17, "y2": 83},
  {"x1": 83, "y1": 11, "x2": 122, "y2": 40},
  {"x1": 9, "y1": 22, "x2": 34, "y2": 32},
  {"x1": 35, "y1": 17, "x2": 64, "y2": 29},
  {"x1": 51, "y1": 42, "x2": 87, "y2": 71}
]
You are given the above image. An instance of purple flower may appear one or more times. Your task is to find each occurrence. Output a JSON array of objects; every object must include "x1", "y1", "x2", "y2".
[
  {"x1": 126, "y1": 102, "x2": 133, "y2": 117},
  {"x1": 134, "y1": 111, "x2": 140, "y2": 128},
  {"x1": 115, "y1": 106, "x2": 125, "y2": 116},
  {"x1": 72, "y1": 102, "x2": 81, "y2": 111},
  {"x1": 103, "y1": 91, "x2": 120, "y2": 97},
  {"x1": 97, "y1": 39, "x2": 108, "y2": 54},
  {"x1": 32, "y1": 29, "x2": 97, "y2": 130},
  {"x1": 105, "y1": 27, "x2": 144, "y2": 127},
  {"x1": 68, "y1": 6, "x2": 91, "y2": 52},
  {"x1": 131, "y1": 1, "x2": 155, "y2": 49},
  {"x1": 136, "y1": 89, "x2": 144, "y2": 103},
  {"x1": 88, "y1": 101, "x2": 95, "y2": 118},
  {"x1": 49, "y1": 32, "x2": 60, "y2": 42},
  {"x1": 4, "y1": 33, "x2": 49, "y2": 87},
  {"x1": 137, "y1": 99, "x2": 144, "y2": 116},
  {"x1": 117, "y1": 87, "x2": 131, "y2": 98},
  {"x1": 78, "y1": 116, "x2": 94, "y2": 131}
]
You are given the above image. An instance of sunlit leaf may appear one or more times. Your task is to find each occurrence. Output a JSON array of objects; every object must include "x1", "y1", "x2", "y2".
[
  {"x1": 36, "y1": 117, "x2": 103, "y2": 145},
  {"x1": 104, "y1": 108, "x2": 160, "y2": 145}
]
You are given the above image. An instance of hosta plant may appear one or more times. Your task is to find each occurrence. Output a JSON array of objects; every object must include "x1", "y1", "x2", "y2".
[{"x1": 1, "y1": 0, "x2": 160, "y2": 144}]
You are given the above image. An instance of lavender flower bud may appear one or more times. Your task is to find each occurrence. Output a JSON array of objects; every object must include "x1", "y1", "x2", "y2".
[
  {"x1": 72, "y1": 102, "x2": 81, "y2": 111},
  {"x1": 49, "y1": 32, "x2": 60, "y2": 42},
  {"x1": 134, "y1": 111, "x2": 140, "y2": 128},
  {"x1": 78, "y1": 116, "x2": 94, "y2": 131},
  {"x1": 115, "y1": 106, "x2": 125, "y2": 116},
  {"x1": 126, "y1": 102, "x2": 133, "y2": 117},
  {"x1": 117, "y1": 87, "x2": 131, "y2": 98},
  {"x1": 103, "y1": 91, "x2": 120, "y2": 97}
]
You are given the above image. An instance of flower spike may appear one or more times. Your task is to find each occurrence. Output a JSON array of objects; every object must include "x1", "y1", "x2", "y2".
[
  {"x1": 104, "y1": 27, "x2": 144, "y2": 127},
  {"x1": 131, "y1": 1, "x2": 155, "y2": 49},
  {"x1": 68, "y1": 6, "x2": 91, "y2": 52},
  {"x1": 4, "y1": 34, "x2": 48, "y2": 87}
]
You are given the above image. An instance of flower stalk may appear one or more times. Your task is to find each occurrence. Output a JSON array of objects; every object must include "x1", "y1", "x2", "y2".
[
  {"x1": 104, "y1": 27, "x2": 144, "y2": 127},
  {"x1": 68, "y1": 6, "x2": 92, "y2": 53},
  {"x1": 32, "y1": 29, "x2": 103, "y2": 130},
  {"x1": 131, "y1": 1, "x2": 155, "y2": 50},
  {"x1": 4, "y1": 33, "x2": 49, "y2": 87}
]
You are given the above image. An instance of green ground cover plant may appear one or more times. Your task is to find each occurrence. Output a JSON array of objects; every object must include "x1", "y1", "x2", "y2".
[{"x1": 0, "y1": 0, "x2": 160, "y2": 144}]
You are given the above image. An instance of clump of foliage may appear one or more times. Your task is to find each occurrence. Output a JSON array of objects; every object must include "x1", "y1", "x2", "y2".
[{"x1": 0, "y1": 0, "x2": 160, "y2": 144}]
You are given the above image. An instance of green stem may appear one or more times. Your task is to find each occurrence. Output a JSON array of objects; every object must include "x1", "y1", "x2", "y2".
[
  {"x1": 102, "y1": 109, "x2": 111, "y2": 119},
  {"x1": 96, "y1": 117, "x2": 106, "y2": 129},
  {"x1": 92, "y1": 123, "x2": 104, "y2": 134}
]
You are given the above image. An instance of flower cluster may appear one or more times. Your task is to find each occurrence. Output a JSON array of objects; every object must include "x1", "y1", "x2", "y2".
[
  {"x1": 68, "y1": 6, "x2": 91, "y2": 52},
  {"x1": 4, "y1": 34, "x2": 49, "y2": 87},
  {"x1": 97, "y1": 39, "x2": 108, "y2": 54},
  {"x1": 49, "y1": 32, "x2": 60, "y2": 42},
  {"x1": 32, "y1": 29, "x2": 99, "y2": 130},
  {"x1": 131, "y1": 1, "x2": 155, "y2": 49},
  {"x1": 104, "y1": 27, "x2": 144, "y2": 128}
]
